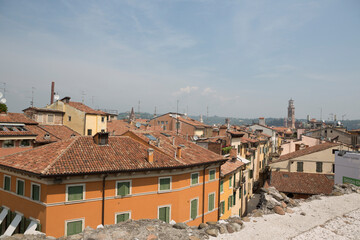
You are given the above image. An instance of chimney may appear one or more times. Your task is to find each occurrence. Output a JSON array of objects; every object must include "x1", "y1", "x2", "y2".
[
  {"x1": 147, "y1": 148, "x2": 154, "y2": 163},
  {"x1": 259, "y1": 117, "x2": 265, "y2": 126},
  {"x1": 50, "y1": 82, "x2": 55, "y2": 104},
  {"x1": 177, "y1": 146, "x2": 182, "y2": 159},
  {"x1": 93, "y1": 132, "x2": 109, "y2": 145},
  {"x1": 172, "y1": 137, "x2": 175, "y2": 146}
]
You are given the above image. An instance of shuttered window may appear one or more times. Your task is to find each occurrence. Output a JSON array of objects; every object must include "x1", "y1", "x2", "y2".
[
  {"x1": 220, "y1": 201, "x2": 225, "y2": 215},
  {"x1": 159, "y1": 206, "x2": 170, "y2": 223},
  {"x1": 117, "y1": 181, "x2": 130, "y2": 196},
  {"x1": 191, "y1": 173, "x2": 199, "y2": 185},
  {"x1": 159, "y1": 177, "x2": 171, "y2": 191},
  {"x1": 209, "y1": 170, "x2": 216, "y2": 180},
  {"x1": 220, "y1": 180, "x2": 224, "y2": 193},
  {"x1": 4, "y1": 176, "x2": 10, "y2": 191},
  {"x1": 229, "y1": 176, "x2": 233, "y2": 188},
  {"x1": 116, "y1": 213, "x2": 130, "y2": 223},
  {"x1": 190, "y1": 199, "x2": 198, "y2": 220},
  {"x1": 17, "y1": 179, "x2": 24, "y2": 196},
  {"x1": 31, "y1": 184, "x2": 40, "y2": 201},
  {"x1": 316, "y1": 162, "x2": 323, "y2": 173},
  {"x1": 67, "y1": 185, "x2": 84, "y2": 201},
  {"x1": 208, "y1": 193, "x2": 215, "y2": 211},
  {"x1": 67, "y1": 220, "x2": 83, "y2": 236},
  {"x1": 297, "y1": 162, "x2": 303, "y2": 172}
]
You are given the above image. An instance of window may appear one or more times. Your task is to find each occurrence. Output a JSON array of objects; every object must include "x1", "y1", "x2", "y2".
[
  {"x1": 159, "y1": 177, "x2": 171, "y2": 191},
  {"x1": 228, "y1": 195, "x2": 233, "y2": 210},
  {"x1": 220, "y1": 201, "x2": 225, "y2": 215},
  {"x1": 161, "y1": 121, "x2": 164, "y2": 124},
  {"x1": 87, "y1": 129, "x2": 92, "y2": 136},
  {"x1": 3, "y1": 175, "x2": 10, "y2": 191},
  {"x1": 166, "y1": 121, "x2": 168, "y2": 125},
  {"x1": 191, "y1": 173, "x2": 199, "y2": 185},
  {"x1": 20, "y1": 140, "x2": 30, "y2": 147},
  {"x1": 16, "y1": 179, "x2": 25, "y2": 196},
  {"x1": 3, "y1": 140, "x2": 15, "y2": 148},
  {"x1": 297, "y1": 162, "x2": 303, "y2": 172},
  {"x1": 37, "y1": 114, "x2": 43, "y2": 122},
  {"x1": 316, "y1": 162, "x2": 323, "y2": 173},
  {"x1": 116, "y1": 212, "x2": 130, "y2": 223},
  {"x1": 67, "y1": 184, "x2": 84, "y2": 201},
  {"x1": 249, "y1": 170, "x2": 253, "y2": 179},
  {"x1": 101, "y1": 116, "x2": 105, "y2": 122},
  {"x1": 208, "y1": 193, "x2": 215, "y2": 211},
  {"x1": 209, "y1": 169, "x2": 216, "y2": 181},
  {"x1": 332, "y1": 164, "x2": 335, "y2": 173},
  {"x1": 190, "y1": 198, "x2": 198, "y2": 220},
  {"x1": 116, "y1": 181, "x2": 131, "y2": 197},
  {"x1": 229, "y1": 176, "x2": 233, "y2": 188},
  {"x1": 158, "y1": 206, "x2": 170, "y2": 223},
  {"x1": 176, "y1": 122, "x2": 180, "y2": 130},
  {"x1": 233, "y1": 192, "x2": 236, "y2": 205},
  {"x1": 68, "y1": 116, "x2": 72, "y2": 121},
  {"x1": 220, "y1": 180, "x2": 224, "y2": 193},
  {"x1": 31, "y1": 183, "x2": 40, "y2": 201},
  {"x1": 66, "y1": 219, "x2": 83, "y2": 236},
  {"x1": 47, "y1": 114, "x2": 54, "y2": 123}
]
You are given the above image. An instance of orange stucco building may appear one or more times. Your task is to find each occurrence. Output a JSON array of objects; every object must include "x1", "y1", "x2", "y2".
[{"x1": 0, "y1": 131, "x2": 226, "y2": 238}]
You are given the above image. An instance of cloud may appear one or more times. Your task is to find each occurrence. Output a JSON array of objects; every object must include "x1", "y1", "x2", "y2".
[
  {"x1": 173, "y1": 86, "x2": 199, "y2": 96},
  {"x1": 202, "y1": 87, "x2": 216, "y2": 95}
]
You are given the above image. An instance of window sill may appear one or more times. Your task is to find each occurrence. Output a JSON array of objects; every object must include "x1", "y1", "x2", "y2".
[
  {"x1": 115, "y1": 194, "x2": 132, "y2": 199},
  {"x1": 158, "y1": 190, "x2": 171, "y2": 193}
]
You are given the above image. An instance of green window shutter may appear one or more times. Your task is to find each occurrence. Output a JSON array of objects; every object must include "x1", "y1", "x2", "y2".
[
  {"x1": 220, "y1": 180, "x2": 223, "y2": 192},
  {"x1": 17, "y1": 180, "x2": 24, "y2": 196},
  {"x1": 67, "y1": 220, "x2": 82, "y2": 236},
  {"x1": 229, "y1": 176, "x2": 232, "y2": 188},
  {"x1": 68, "y1": 186, "x2": 83, "y2": 201},
  {"x1": 208, "y1": 194, "x2": 214, "y2": 211},
  {"x1": 191, "y1": 199, "x2": 198, "y2": 220},
  {"x1": 160, "y1": 178, "x2": 170, "y2": 191},
  {"x1": 159, "y1": 207, "x2": 170, "y2": 223},
  {"x1": 221, "y1": 202, "x2": 225, "y2": 214},
  {"x1": 209, "y1": 170, "x2": 215, "y2": 180},
  {"x1": 4, "y1": 176, "x2": 10, "y2": 191},
  {"x1": 36, "y1": 223, "x2": 42, "y2": 232},
  {"x1": 32, "y1": 184, "x2": 40, "y2": 201},
  {"x1": 233, "y1": 194, "x2": 236, "y2": 205},
  {"x1": 191, "y1": 173, "x2": 198, "y2": 185},
  {"x1": 116, "y1": 213, "x2": 130, "y2": 223},
  {"x1": 117, "y1": 182, "x2": 130, "y2": 196}
]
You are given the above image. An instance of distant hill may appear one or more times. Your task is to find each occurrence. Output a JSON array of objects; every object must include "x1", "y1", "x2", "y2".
[{"x1": 117, "y1": 112, "x2": 360, "y2": 130}]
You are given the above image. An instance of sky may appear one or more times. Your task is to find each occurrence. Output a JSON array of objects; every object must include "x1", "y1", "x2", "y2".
[{"x1": 0, "y1": 0, "x2": 359, "y2": 120}]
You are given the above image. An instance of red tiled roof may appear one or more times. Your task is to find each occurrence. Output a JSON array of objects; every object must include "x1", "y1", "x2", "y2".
[
  {"x1": 108, "y1": 120, "x2": 137, "y2": 135},
  {"x1": 38, "y1": 125, "x2": 79, "y2": 140},
  {"x1": 23, "y1": 107, "x2": 64, "y2": 113},
  {"x1": 178, "y1": 117, "x2": 210, "y2": 128},
  {"x1": 0, "y1": 125, "x2": 36, "y2": 137},
  {"x1": 240, "y1": 137, "x2": 258, "y2": 143},
  {"x1": 67, "y1": 102, "x2": 107, "y2": 115},
  {"x1": 0, "y1": 134, "x2": 225, "y2": 176},
  {"x1": 228, "y1": 131, "x2": 245, "y2": 137},
  {"x1": 276, "y1": 142, "x2": 339, "y2": 162},
  {"x1": 270, "y1": 171, "x2": 334, "y2": 195},
  {"x1": 221, "y1": 159, "x2": 244, "y2": 176},
  {"x1": 0, "y1": 113, "x2": 38, "y2": 125},
  {"x1": 25, "y1": 125, "x2": 59, "y2": 143}
]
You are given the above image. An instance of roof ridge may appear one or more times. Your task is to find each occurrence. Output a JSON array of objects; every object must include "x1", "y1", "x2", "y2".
[
  {"x1": 41, "y1": 137, "x2": 79, "y2": 175},
  {"x1": 37, "y1": 125, "x2": 62, "y2": 141}
]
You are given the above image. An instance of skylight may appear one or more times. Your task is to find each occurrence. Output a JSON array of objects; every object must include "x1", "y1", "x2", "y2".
[{"x1": 144, "y1": 134, "x2": 157, "y2": 141}]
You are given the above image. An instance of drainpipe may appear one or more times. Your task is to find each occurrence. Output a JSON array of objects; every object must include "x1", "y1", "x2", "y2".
[
  {"x1": 202, "y1": 167, "x2": 206, "y2": 223},
  {"x1": 218, "y1": 165, "x2": 222, "y2": 221},
  {"x1": 102, "y1": 174, "x2": 107, "y2": 226}
]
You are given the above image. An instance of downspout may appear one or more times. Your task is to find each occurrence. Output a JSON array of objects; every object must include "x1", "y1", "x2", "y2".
[
  {"x1": 202, "y1": 167, "x2": 206, "y2": 223},
  {"x1": 102, "y1": 174, "x2": 107, "y2": 226},
  {"x1": 218, "y1": 164, "x2": 222, "y2": 221}
]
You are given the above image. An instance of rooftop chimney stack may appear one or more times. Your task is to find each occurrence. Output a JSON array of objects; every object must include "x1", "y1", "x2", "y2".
[
  {"x1": 147, "y1": 148, "x2": 154, "y2": 163},
  {"x1": 50, "y1": 82, "x2": 55, "y2": 104},
  {"x1": 259, "y1": 117, "x2": 265, "y2": 126},
  {"x1": 177, "y1": 146, "x2": 182, "y2": 159}
]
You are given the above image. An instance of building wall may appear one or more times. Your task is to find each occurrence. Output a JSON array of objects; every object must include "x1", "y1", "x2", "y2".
[
  {"x1": 219, "y1": 174, "x2": 232, "y2": 220},
  {"x1": 149, "y1": 115, "x2": 174, "y2": 131},
  {"x1": 280, "y1": 136, "x2": 322, "y2": 156},
  {"x1": 334, "y1": 152, "x2": 360, "y2": 186},
  {"x1": 85, "y1": 115, "x2": 107, "y2": 136}
]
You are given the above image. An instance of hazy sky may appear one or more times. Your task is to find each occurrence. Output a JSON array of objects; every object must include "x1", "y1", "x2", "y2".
[{"x1": 0, "y1": 0, "x2": 359, "y2": 120}]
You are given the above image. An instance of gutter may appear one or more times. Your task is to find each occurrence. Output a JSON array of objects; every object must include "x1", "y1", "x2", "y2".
[
  {"x1": 218, "y1": 164, "x2": 222, "y2": 221},
  {"x1": 102, "y1": 174, "x2": 107, "y2": 226},
  {"x1": 202, "y1": 166, "x2": 206, "y2": 223}
]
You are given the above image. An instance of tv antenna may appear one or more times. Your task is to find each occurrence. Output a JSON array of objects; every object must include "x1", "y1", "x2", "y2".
[
  {"x1": 81, "y1": 91, "x2": 86, "y2": 103},
  {"x1": 0, "y1": 83, "x2": 6, "y2": 98},
  {"x1": 30, "y1": 87, "x2": 35, "y2": 107},
  {"x1": 54, "y1": 93, "x2": 60, "y2": 101}
]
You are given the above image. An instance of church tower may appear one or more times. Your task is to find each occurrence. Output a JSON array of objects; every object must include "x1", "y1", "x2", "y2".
[{"x1": 287, "y1": 99, "x2": 295, "y2": 129}]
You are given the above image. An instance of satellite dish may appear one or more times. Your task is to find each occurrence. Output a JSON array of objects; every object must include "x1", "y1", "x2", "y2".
[
  {"x1": 0, "y1": 98, "x2": 6, "y2": 104},
  {"x1": 0, "y1": 92, "x2": 3, "y2": 99},
  {"x1": 135, "y1": 122, "x2": 141, "y2": 128},
  {"x1": 54, "y1": 94, "x2": 60, "y2": 101},
  {"x1": 193, "y1": 135, "x2": 199, "y2": 141}
]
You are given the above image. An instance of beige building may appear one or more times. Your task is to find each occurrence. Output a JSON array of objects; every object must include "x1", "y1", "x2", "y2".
[
  {"x1": 23, "y1": 107, "x2": 64, "y2": 125},
  {"x1": 46, "y1": 97, "x2": 107, "y2": 136}
]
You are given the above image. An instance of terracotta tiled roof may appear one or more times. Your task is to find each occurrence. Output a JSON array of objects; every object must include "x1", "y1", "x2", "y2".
[
  {"x1": 38, "y1": 125, "x2": 79, "y2": 140},
  {"x1": 0, "y1": 134, "x2": 226, "y2": 176},
  {"x1": 108, "y1": 120, "x2": 138, "y2": 135},
  {"x1": 25, "y1": 125, "x2": 59, "y2": 143},
  {"x1": 221, "y1": 159, "x2": 244, "y2": 176},
  {"x1": 0, "y1": 113, "x2": 37, "y2": 125},
  {"x1": 0, "y1": 127, "x2": 36, "y2": 137},
  {"x1": 23, "y1": 107, "x2": 64, "y2": 113},
  {"x1": 270, "y1": 171, "x2": 334, "y2": 195},
  {"x1": 67, "y1": 102, "x2": 107, "y2": 115},
  {"x1": 271, "y1": 127, "x2": 292, "y2": 134},
  {"x1": 240, "y1": 137, "x2": 258, "y2": 143},
  {"x1": 228, "y1": 131, "x2": 245, "y2": 137},
  {"x1": 275, "y1": 142, "x2": 339, "y2": 162},
  {"x1": 178, "y1": 117, "x2": 210, "y2": 128}
]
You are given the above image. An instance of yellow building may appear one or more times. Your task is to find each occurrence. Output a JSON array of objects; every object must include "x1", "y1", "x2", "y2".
[{"x1": 47, "y1": 97, "x2": 107, "y2": 136}]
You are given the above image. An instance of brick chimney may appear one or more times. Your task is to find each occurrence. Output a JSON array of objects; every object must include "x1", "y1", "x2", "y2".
[
  {"x1": 93, "y1": 132, "x2": 109, "y2": 145},
  {"x1": 176, "y1": 146, "x2": 182, "y2": 159},
  {"x1": 259, "y1": 117, "x2": 265, "y2": 126},
  {"x1": 50, "y1": 82, "x2": 55, "y2": 104},
  {"x1": 147, "y1": 148, "x2": 154, "y2": 163}
]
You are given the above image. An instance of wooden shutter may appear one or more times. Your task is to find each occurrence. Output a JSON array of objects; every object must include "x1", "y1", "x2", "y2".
[
  {"x1": 67, "y1": 220, "x2": 82, "y2": 236},
  {"x1": 220, "y1": 180, "x2": 223, "y2": 192},
  {"x1": 208, "y1": 194, "x2": 214, "y2": 211},
  {"x1": 210, "y1": 170, "x2": 215, "y2": 180},
  {"x1": 191, "y1": 174, "x2": 198, "y2": 185},
  {"x1": 191, "y1": 199, "x2": 198, "y2": 220},
  {"x1": 159, "y1": 207, "x2": 169, "y2": 223},
  {"x1": 68, "y1": 186, "x2": 83, "y2": 201},
  {"x1": 17, "y1": 180, "x2": 24, "y2": 195},
  {"x1": 117, "y1": 182, "x2": 130, "y2": 196},
  {"x1": 117, "y1": 213, "x2": 130, "y2": 223},
  {"x1": 4, "y1": 176, "x2": 10, "y2": 191},
  {"x1": 32, "y1": 184, "x2": 40, "y2": 201},
  {"x1": 160, "y1": 178, "x2": 170, "y2": 191}
]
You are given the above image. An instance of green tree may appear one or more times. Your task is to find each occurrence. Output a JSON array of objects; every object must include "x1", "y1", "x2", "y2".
[{"x1": 0, "y1": 103, "x2": 7, "y2": 113}]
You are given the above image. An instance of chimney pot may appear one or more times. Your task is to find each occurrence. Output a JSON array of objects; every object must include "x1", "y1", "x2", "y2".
[
  {"x1": 147, "y1": 148, "x2": 154, "y2": 163},
  {"x1": 177, "y1": 146, "x2": 182, "y2": 159}
]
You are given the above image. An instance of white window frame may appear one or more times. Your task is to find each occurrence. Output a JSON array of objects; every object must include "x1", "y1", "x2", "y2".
[
  {"x1": 66, "y1": 184, "x2": 86, "y2": 202},
  {"x1": 65, "y1": 218, "x2": 85, "y2": 236},
  {"x1": 2, "y1": 140, "x2": 15, "y2": 148},
  {"x1": 229, "y1": 175, "x2": 233, "y2": 189},
  {"x1": 16, "y1": 178, "x2": 25, "y2": 196},
  {"x1": 208, "y1": 192, "x2": 216, "y2": 212},
  {"x1": 158, "y1": 176, "x2": 172, "y2": 192},
  {"x1": 114, "y1": 211, "x2": 132, "y2": 224},
  {"x1": 190, "y1": 172, "x2": 199, "y2": 186},
  {"x1": 157, "y1": 204, "x2": 172, "y2": 223},
  {"x1": 3, "y1": 175, "x2": 11, "y2": 191},
  {"x1": 209, "y1": 169, "x2": 216, "y2": 181},
  {"x1": 31, "y1": 182, "x2": 41, "y2": 201},
  {"x1": 190, "y1": 197, "x2": 199, "y2": 220},
  {"x1": 115, "y1": 180, "x2": 132, "y2": 197}
]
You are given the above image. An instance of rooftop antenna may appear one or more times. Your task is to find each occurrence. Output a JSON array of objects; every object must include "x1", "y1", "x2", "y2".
[
  {"x1": 154, "y1": 106, "x2": 157, "y2": 118},
  {"x1": 320, "y1": 107, "x2": 322, "y2": 121},
  {"x1": 176, "y1": 99, "x2": 179, "y2": 135},
  {"x1": 30, "y1": 87, "x2": 35, "y2": 107},
  {"x1": 206, "y1": 105, "x2": 209, "y2": 121},
  {"x1": 0, "y1": 82, "x2": 6, "y2": 98},
  {"x1": 138, "y1": 100, "x2": 140, "y2": 118},
  {"x1": 81, "y1": 91, "x2": 86, "y2": 103},
  {"x1": 91, "y1": 96, "x2": 95, "y2": 106},
  {"x1": 342, "y1": 114, "x2": 346, "y2": 121}
]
